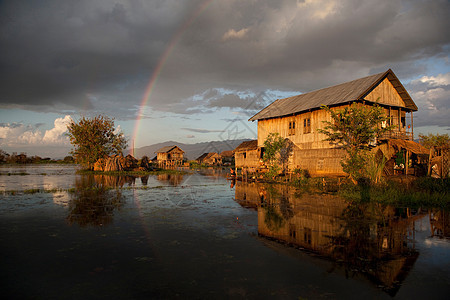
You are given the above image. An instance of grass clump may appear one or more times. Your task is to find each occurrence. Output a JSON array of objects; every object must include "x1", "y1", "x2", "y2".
[{"x1": 339, "y1": 177, "x2": 450, "y2": 209}]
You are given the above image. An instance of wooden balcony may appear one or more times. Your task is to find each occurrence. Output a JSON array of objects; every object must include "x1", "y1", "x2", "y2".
[{"x1": 379, "y1": 131, "x2": 413, "y2": 141}]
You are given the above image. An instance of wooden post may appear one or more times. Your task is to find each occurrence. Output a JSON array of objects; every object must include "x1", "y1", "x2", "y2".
[
  {"x1": 389, "y1": 107, "x2": 392, "y2": 138},
  {"x1": 427, "y1": 148, "x2": 433, "y2": 176},
  {"x1": 398, "y1": 107, "x2": 401, "y2": 132},
  {"x1": 411, "y1": 111, "x2": 414, "y2": 140},
  {"x1": 405, "y1": 150, "x2": 409, "y2": 177}
]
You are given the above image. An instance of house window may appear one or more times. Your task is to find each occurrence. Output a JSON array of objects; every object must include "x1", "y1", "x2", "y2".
[
  {"x1": 304, "y1": 227, "x2": 312, "y2": 244},
  {"x1": 303, "y1": 118, "x2": 311, "y2": 134},
  {"x1": 243, "y1": 152, "x2": 246, "y2": 159},
  {"x1": 317, "y1": 159, "x2": 324, "y2": 170},
  {"x1": 288, "y1": 121, "x2": 296, "y2": 136}
]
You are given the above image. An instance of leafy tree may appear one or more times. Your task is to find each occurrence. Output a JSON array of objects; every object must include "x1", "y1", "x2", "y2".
[
  {"x1": 419, "y1": 133, "x2": 450, "y2": 149},
  {"x1": 318, "y1": 103, "x2": 394, "y2": 183},
  {"x1": 66, "y1": 115, "x2": 127, "y2": 170},
  {"x1": 263, "y1": 133, "x2": 285, "y2": 163},
  {"x1": 263, "y1": 132, "x2": 293, "y2": 176},
  {"x1": 0, "y1": 149, "x2": 9, "y2": 164}
]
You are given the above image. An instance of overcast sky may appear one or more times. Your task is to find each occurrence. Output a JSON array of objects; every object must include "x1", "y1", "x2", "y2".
[{"x1": 0, "y1": 0, "x2": 449, "y2": 157}]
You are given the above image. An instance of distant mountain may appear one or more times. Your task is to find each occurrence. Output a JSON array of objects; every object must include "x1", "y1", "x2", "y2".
[{"x1": 125, "y1": 139, "x2": 251, "y2": 160}]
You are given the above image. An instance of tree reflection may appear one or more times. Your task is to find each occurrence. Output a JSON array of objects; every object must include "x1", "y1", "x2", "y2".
[
  {"x1": 332, "y1": 202, "x2": 420, "y2": 295},
  {"x1": 67, "y1": 175, "x2": 125, "y2": 227},
  {"x1": 234, "y1": 181, "x2": 425, "y2": 296}
]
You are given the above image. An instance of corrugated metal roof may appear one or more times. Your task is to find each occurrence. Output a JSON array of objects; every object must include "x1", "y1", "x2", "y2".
[{"x1": 249, "y1": 69, "x2": 417, "y2": 121}]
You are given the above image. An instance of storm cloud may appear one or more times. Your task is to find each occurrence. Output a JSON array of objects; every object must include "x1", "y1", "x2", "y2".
[{"x1": 0, "y1": 0, "x2": 449, "y2": 124}]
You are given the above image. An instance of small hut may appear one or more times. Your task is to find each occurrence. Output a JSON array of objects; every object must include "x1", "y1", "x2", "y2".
[
  {"x1": 156, "y1": 145, "x2": 184, "y2": 168},
  {"x1": 220, "y1": 150, "x2": 234, "y2": 166},
  {"x1": 233, "y1": 140, "x2": 263, "y2": 171},
  {"x1": 196, "y1": 152, "x2": 222, "y2": 165}
]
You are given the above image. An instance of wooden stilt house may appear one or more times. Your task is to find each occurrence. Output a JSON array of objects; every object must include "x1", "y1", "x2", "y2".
[
  {"x1": 155, "y1": 145, "x2": 184, "y2": 168},
  {"x1": 249, "y1": 69, "x2": 419, "y2": 176}
]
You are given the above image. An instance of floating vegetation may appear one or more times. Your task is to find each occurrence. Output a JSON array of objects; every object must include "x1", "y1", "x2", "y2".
[
  {"x1": 339, "y1": 178, "x2": 450, "y2": 209},
  {"x1": 0, "y1": 172, "x2": 30, "y2": 176},
  {"x1": 76, "y1": 169, "x2": 188, "y2": 176}
]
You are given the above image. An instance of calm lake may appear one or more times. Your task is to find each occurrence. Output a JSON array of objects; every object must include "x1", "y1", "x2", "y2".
[{"x1": 1, "y1": 165, "x2": 449, "y2": 299}]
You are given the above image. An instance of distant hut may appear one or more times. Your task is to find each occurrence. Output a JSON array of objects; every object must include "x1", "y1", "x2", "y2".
[
  {"x1": 220, "y1": 150, "x2": 234, "y2": 166},
  {"x1": 233, "y1": 140, "x2": 263, "y2": 172},
  {"x1": 156, "y1": 145, "x2": 184, "y2": 168},
  {"x1": 196, "y1": 152, "x2": 222, "y2": 165}
]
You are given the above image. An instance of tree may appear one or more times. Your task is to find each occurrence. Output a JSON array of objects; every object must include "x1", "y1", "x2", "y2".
[
  {"x1": 318, "y1": 103, "x2": 394, "y2": 183},
  {"x1": 263, "y1": 133, "x2": 293, "y2": 177},
  {"x1": 0, "y1": 149, "x2": 9, "y2": 164},
  {"x1": 66, "y1": 115, "x2": 127, "y2": 170},
  {"x1": 419, "y1": 133, "x2": 450, "y2": 149}
]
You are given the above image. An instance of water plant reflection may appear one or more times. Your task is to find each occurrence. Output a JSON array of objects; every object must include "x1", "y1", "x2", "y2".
[
  {"x1": 67, "y1": 175, "x2": 125, "y2": 227},
  {"x1": 234, "y1": 181, "x2": 440, "y2": 295}
]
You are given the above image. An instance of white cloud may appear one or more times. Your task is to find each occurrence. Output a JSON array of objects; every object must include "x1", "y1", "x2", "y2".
[
  {"x1": 43, "y1": 115, "x2": 71, "y2": 144},
  {"x1": 418, "y1": 73, "x2": 450, "y2": 87},
  {"x1": 0, "y1": 115, "x2": 71, "y2": 147},
  {"x1": 222, "y1": 28, "x2": 249, "y2": 41}
]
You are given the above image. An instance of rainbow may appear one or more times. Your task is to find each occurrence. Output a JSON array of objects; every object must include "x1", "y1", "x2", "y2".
[{"x1": 131, "y1": 0, "x2": 214, "y2": 156}]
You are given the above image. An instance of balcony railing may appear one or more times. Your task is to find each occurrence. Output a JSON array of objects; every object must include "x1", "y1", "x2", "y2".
[{"x1": 379, "y1": 131, "x2": 413, "y2": 141}]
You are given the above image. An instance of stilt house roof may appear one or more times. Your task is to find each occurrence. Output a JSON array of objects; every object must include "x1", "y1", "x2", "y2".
[
  {"x1": 155, "y1": 145, "x2": 184, "y2": 154},
  {"x1": 249, "y1": 69, "x2": 417, "y2": 121}
]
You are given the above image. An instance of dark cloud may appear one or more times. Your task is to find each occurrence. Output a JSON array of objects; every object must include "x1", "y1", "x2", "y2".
[
  {"x1": 0, "y1": 122, "x2": 22, "y2": 128},
  {"x1": 0, "y1": 0, "x2": 449, "y2": 125}
]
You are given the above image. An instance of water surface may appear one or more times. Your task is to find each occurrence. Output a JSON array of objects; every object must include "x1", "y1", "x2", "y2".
[{"x1": 0, "y1": 165, "x2": 449, "y2": 299}]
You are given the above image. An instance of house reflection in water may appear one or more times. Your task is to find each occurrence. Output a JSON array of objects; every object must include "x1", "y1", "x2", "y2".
[
  {"x1": 87, "y1": 173, "x2": 151, "y2": 188},
  {"x1": 157, "y1": 173, "x2": 184, "y2": 186},
  {"x1": 234, "y1": 181, "x2": 428, "y2": 296}
]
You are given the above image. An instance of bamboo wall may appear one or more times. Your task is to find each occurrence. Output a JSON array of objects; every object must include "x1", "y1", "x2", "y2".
[
  {"x1": 257, "y1": 108, "x2": 336, "y2": 149},
  {"x1": 292, "y1": 148, "x2": 346, "y2": 176}
]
